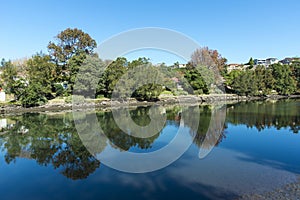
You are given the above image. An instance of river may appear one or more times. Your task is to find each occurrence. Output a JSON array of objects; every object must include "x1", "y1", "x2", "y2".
[{"x1": 0, "y1": 99, "x2": 299, "y2": 199}]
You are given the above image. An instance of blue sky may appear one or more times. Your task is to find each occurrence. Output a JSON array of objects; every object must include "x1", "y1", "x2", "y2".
[{"x1": 1, "y1": 0, "x2": 300, "y2": 64}]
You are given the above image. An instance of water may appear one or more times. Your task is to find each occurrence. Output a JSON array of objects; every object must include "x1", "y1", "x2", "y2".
[{"x1": 0, "y1": 99, "x2": 299, "y2": 199}]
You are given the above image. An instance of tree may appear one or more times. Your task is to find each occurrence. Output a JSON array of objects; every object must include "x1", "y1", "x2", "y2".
[
  {"x1": 48, "y1": 28, "x2": 97, "y2": 65},
  {"x1": 190, "y1": 47, "x2": 227, "y2": 84},
  {"x1": 248, "y1": 57, "x2": 254, "y2": 66},
  {"x1": 98, "y1": 57, "x2": 127, "y2": 97},
  {"x1": 231, "y1": 70, "x2": 258, "y2": 96},
  {"x1": 26, "y1": 53, "x2": 56, "y2": 97},
  {"x1": 1, "y1": 58, "x2": 6, "y2": 67},
  {"x1": 73, "y1": 55, "x2": 105, "y2": 97},
  {"x1": 131, "y1": 65, "x2": 164, "y2": 101},
  {"x1": 180, "y1": 64, "x2": 209, "y2": 94},
  {"x1": 0, "y1": 60, "x2": 26, "y2": 99},
  {"x1": 225, "y1": 70, "x2": 242, "y2": 86},
  {"x1": 290, "y1": 61, "x2": 300, "y2": 91},
  {"x1": 128, "y1": 57, "x2": 149, "y2": 68},
  {"x1": 19, "y1": 84, "x2": 48, "y2": 107},
  {"x1": 271, "y1": 64, "x2": 297, "y2": 95},
  {"x1": 16, "y1": 53, "x2": 57, "y2": 107},
  {"x1": 48, "y1": 28, "x2": 97, "y2": 94}
]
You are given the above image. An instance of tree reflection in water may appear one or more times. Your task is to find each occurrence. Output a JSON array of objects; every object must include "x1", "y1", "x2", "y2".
[
  {"x1": 226, "y1": 100, "x2": 300, "y2": 133},
  {"x1": 0, "y1": 113, "x2": 100, "y2": 180},
  {"x1": 0, "y1": 99, "x2": 299, "y2": 180}
]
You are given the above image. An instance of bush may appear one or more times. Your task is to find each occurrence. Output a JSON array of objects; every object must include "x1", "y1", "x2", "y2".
[
  {"x1": 54, "y1": 83, "x2": 64, "y2": 96},
  {"x1": 96, "y1": 94, "x2": 105, "y2": 99},
  {"x1": 20, "y1": 84, "x2": 48, "y2": 107}
]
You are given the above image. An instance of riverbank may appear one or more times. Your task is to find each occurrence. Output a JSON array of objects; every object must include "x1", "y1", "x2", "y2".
[{"x1": 1, "y1": 94, "x2": 300, "y2": 115}]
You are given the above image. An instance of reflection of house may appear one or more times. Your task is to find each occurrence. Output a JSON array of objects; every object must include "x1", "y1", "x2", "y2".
[
  {"x1": 0, "y1": 90, "x2": 5, "y2": 101},
  {"x1": 0, "y1": 118, "x2": 16, "y2": 132},
  {"x1": 0, "y1": 119, "x2": 7, "y2": 131}
]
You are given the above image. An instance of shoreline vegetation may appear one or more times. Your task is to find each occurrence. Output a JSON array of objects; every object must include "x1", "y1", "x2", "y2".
[
  {"x1": 1, "y1": 28, "x2": 299, "y2": 111},
  {"x1": 1, "y1": 94, "x2": 300, "y2": 115}
]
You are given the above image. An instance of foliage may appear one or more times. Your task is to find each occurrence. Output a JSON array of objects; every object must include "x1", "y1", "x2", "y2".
[
  {"x1": 0, "y1": 60, "x2": 23, "y2": 97},
  {"x1": 190, "y1": 47, "x2": 227, "y2": 83},
  {"x1": 271, "y1": 64, "x2": 297, "y2": 95},
  {"x1": 26, "y1": 53, "x2": 56, "y2": 97},
  {"x1": 19, "y1": 83, "x2": 48, "y2": 107},
  {"x1": 2, "y1": 27, "x2": 300, "y2": 107},
  {"x1": 97, "y1": 57, "x2": 127, "y2": 97},
  {"x1": 179, "y1": 64, "x2": 209, "y2": 94},
  {"x1": 291, "y1": 61, "x2": 300, "y2": 91},
  {"x1": 73, "y1": 55, "x2": 105, "y2": 97},
  {"x1": 230, "y1": 70, "x2": 257, "y2": 96},
  {"x1": 130, "y1": 64, "x2": 164, "y2": 101},
  {"x1": 225, "y1": 63, "x2": 298, "y2": 96},
  {"x1": 47, "y1": 28, "x2": 97, "y2": 94},
  {"x1": 54, "y1": 83, "x2": 64, "y2": 96},
  {"x1": 248, "y1": 57, "x2": 254, "y2": 66},
  {"x1": 48, "y1": 28, "x2": 97, "y2": 65}
]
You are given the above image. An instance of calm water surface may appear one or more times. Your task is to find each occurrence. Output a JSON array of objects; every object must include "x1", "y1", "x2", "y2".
[{"x1": 0, "y1": 100, "x2": 299, "y2": 200}]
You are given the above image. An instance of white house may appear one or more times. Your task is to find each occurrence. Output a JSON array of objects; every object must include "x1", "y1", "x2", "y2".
[
  {"x1": 254, "y1": 58, "x2": 278, "y2": 66},
  {"x1": 254, "y1": 59, "x2": 267, "y2": 66}
]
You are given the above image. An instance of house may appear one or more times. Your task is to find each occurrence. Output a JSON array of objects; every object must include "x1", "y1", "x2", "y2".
[
  {"x1": 172, "y1": 62, "x2": 187, "y2": 68},
  {"x1": 266, "y1": 58, "x2": 278, "y2": 65},
  {"x1": 227, "y1": 64, "x2": 242, "y2": 72},
  {"x1": 279, "y1": 58, "x2": 294, "y2": 65},
  {"x1": 178, "y1": 64, "x2": 187, "y2": 68},
  {"x1": 253, "y1": 58, "x2": 278, "y2": 67},
  {"x1": 254, "y1": 59, "x2": 267, "y2": 66}
]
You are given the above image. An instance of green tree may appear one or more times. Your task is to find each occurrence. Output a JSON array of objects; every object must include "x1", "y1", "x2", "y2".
[
  {"x1": 26, "y1": 53, "x2": 56, "y2": 97},
  {"x1": 290, "y1": 61, "x2": 300, "y2": 91},
  {"x1": 19, "y1": 84, "x2": 48, "y2": 107},
  {"x1": 231, "y1": 70, "x2": 258, "y2": 96},
  {"x1": 271, "y1": 64, "x2": 297, "y2": 95},
  {"x1": 131, "y1": 65, "x2": 164, "y2": 101},
  {"x1": 190, "y1": 47, "x2": 227, "y2": 84},
  {"x1": 224, "y1": 70, "x2": 242, "y2": 86},
  {"x1": 0, "y1": 60, "x2": 26, "y2": 99},
  {"x1": 48, "y1": 28, "x2": 97, "y2": 65},
  {"x1": 73, "y1": 55, "x2": 105, "y2": 97},
  {"x1": 248, "y1": 57, "x2": 254, "y2": 66},
  {"x1": 98, "y1": 57, "x2": 127, "y2": 97},
  {"x1": 48, "y1": 28, "x2": 97, "y2": 94},
  {"x1": 14, "y1": 53, "x2": 57, "y2": 107},
  {"x1": 180, "y1": 64, "x2": 209, "y2": 94}
]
